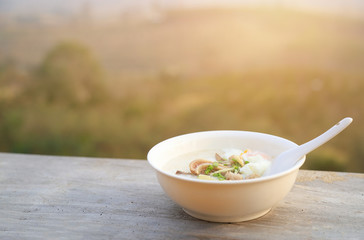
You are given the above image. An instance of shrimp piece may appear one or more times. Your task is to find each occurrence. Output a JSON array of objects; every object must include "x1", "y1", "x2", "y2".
[{"x1": 225, "y1": 171, "x2": 243, "y2": 180}]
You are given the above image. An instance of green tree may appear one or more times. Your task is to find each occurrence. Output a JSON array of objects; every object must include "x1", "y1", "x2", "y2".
[{"x1": 31, "y1": 41, "x2": 108, "y2": 106}]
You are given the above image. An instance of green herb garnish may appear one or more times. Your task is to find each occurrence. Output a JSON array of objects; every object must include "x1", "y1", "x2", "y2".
[
  {"x1": 232, "y1": 163, "x2": 241, "y2": 168},
  {"x1": 231, "y1": 159, "x2": 242, "y2": 168},
  {"x1": 205, "y1": 162, "x2": 219, "y2": 174},
  {"x1": 213, "y1": 172, "x2": 226, "y2": 181}
]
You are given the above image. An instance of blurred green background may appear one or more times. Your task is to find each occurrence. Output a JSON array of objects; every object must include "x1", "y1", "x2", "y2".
[{"x1": 0, "y1": 1, "x2": 363, "y2": 172}]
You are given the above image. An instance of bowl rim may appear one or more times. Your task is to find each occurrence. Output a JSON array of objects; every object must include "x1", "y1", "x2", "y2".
[{"x1": 147, "y1": 130, "x2": 306, "y2": 185}]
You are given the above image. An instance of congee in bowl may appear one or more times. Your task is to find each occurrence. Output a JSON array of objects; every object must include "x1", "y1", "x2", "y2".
[{"x1": 147, "y1": 130, "x2": 305, "y2": 222}]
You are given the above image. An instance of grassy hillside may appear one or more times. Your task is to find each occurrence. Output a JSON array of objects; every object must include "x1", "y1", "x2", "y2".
[{"x1": 0, "y1": 7, "x2": 363, "y2": 172}]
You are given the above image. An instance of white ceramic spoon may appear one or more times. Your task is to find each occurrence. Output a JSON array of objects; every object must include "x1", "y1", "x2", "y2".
[{"x1": 268, "y1": 117, "x2": 353, "y2": 175}]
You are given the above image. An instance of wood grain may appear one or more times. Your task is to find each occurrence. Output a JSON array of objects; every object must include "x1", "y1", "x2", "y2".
[{"x1": 0, "y1": 153, "x2": 363, "y2": 240}]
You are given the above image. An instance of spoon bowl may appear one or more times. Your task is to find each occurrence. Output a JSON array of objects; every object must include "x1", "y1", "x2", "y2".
[{"x1": 147, "y1": 118, "x2": 352, "y2": 222}]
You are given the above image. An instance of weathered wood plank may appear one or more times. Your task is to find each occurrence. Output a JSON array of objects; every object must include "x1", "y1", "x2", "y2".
[{"x1": 0, "y1": 153, "x2": 363, "y2": 240}]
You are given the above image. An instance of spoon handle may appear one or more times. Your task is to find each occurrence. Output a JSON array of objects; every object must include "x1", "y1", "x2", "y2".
[{"x1": 287, "y1": 117, "x2": 353, "y2": 160}]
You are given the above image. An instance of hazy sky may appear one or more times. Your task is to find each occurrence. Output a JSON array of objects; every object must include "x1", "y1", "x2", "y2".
[{"x1": 1, "y1": 0, "x2": 363, "y2": 19}]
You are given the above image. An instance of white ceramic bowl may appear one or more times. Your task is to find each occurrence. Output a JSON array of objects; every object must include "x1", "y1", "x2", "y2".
[{"x1": 147, "y1": 131, "x2": 305, "y2": 222}]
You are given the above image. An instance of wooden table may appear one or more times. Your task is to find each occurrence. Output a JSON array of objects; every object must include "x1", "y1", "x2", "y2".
[{"x1": 0, "y1": 153, "x2": 363, "y2": 239}]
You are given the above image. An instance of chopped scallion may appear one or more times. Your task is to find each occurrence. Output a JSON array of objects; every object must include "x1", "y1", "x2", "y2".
[{"x1": 213, "y1": 172, "x2": 226, "y2": 181}]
